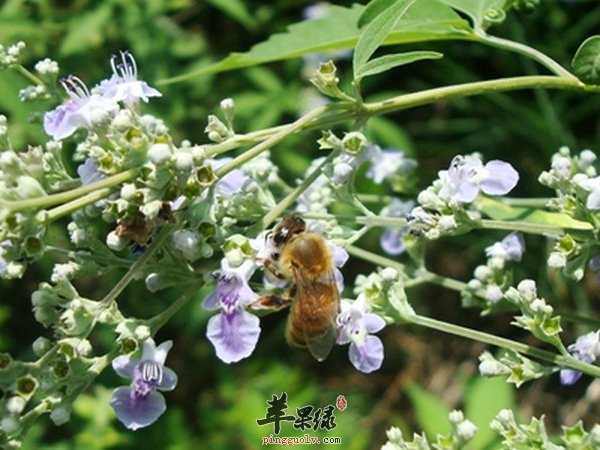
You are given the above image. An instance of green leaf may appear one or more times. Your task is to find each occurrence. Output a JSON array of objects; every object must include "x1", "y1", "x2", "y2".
[
  {"x1": 356, "y1": 50, "x2": 442, "y2": 78},
  {"x1": 405, "y1": 383, "x2": 451, "y2": 438},
  {"x1": 353, "y1": 0, "x2": 417, "y2": 79},
  {"x1": 480, "y1": 197, "x2": 593, "y2": 231},
  {"x1": 160, "y1": 1, "x2": 470, "y2": 84},
  {"x1": 358, "y1": 0, "x2": 397, "y2": 28},
  {"x1": 206, "y1": 0, "x2": 258, "y2": 31},
  {"x1": 438, "y1": 0, "x2": 508, "y2": 30},
  {"x1": 465, "y1": 376, "x2": 514, "y2": 449},
  {"x1": 59, "y1": 4, "x2": 113, "y2": 56},
  {"x1": 572, "y1": 35, "x2": 600, "y2": 85}
]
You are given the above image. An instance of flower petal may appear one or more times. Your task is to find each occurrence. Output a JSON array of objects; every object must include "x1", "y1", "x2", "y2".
[
  {"x1": 202, "y1": 291, "x2": 221, "y2": 310},
  {"x1": 348, "y1": 336, "x2": 384, "y2": 373},
  {"x1": 380, "y1": 228, "x2": 405, "y2": 255},
  {"x1": 363, "y1": 313, "x2": 386, "y2": 333},
  {"x1": 140, "y1": 338, "x2": 157, "y2": 361},
  {"x1": 560, "y1": 368, "x2": 582, "y2": 386},
  {"x1": 206, "y1": 310, "x2": 261, "y2": 363},
  {"x1": 454, "y1": 182, "x2": 479, "y2": 203},
  {"x1": 158, "y1": 367, "x2": 178, "y2": 391},
  {"x1": 110, "y1": 386, "x2": 166, "y2": 430},
  {"x1": 152, "y1": 340, "x2": 173, "y2": 366},
  {"x1": 43, "y1": 105, "x2": 77, "y2": 140},
  {"x1": 112, "y1": 355, "x2": 137, "y2": 380},
  {"x1": 479, "y1": 160, "x2": 519, "y2": 196}
]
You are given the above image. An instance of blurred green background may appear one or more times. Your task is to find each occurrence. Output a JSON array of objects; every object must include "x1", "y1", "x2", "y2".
[{"x1": 1, "y1": 0, "x2": 600, "y2": 448}]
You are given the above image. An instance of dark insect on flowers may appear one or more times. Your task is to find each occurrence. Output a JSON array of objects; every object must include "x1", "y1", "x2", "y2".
[{"x1": 254, "y1": 214, "x2": 340, "y2": 361}]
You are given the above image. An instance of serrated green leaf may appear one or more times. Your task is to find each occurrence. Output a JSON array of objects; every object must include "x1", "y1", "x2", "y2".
[
  {"x1": 358, "y1": 0, "x2": 397, "y2": 28},
  {"x1": 353, "y1": 0, "x2": 417, "y2": 79},
  {"x1": 465, "y1": 376, "x2": 514, "y2": 449},
  {"x1": 438, "y1": 0, "x2": 508, "y2": 30},
  {"x1": 357, "y1": 50, "x2": 442, "y2": 78},
  {"x1": 405, "y1": 383, "x2": 451, "y2": 438},
  {"x1": 572, "y1": 35, "x2": 600, "y2": 85},
  {"x1": 59, "y1": 4, "x2": 113, "y2": 56},
  {"x1": 160, "y1": 1, "x2": 470, "y2": 84},
  {"x1": 480, "y1": 197, "x2": 593, "y2": 231}
]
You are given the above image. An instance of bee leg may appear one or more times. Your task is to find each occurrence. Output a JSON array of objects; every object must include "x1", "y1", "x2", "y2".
[
  {"x1": 249, "y1": 293, "x2": 292, "y2": 311},
  {"x1": 261, "y1": 258, "x2": 287, "y2": 281}
]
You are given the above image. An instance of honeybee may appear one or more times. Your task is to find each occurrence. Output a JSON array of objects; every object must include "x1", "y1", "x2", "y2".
[{"x1": 257, "y1": 214, "x2": 340, "y2": 361}]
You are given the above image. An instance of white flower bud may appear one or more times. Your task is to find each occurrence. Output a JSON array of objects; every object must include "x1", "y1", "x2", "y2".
[
  {"x1": 32, "y1": 337, "x2": 52, "y2": 356},
  {"x1": 479, "y1": 358, "x2": 505, "y2": 376},
  {"x1": 106, "y1": 231, "x2": 127, "y2": 251},
  {"x1": 573, "y1": 173, "x2": 588, "y2": 185},
  {"x1": 381, "y1": 267, "x2": 398, "y2": 282},
  {"x1": 225, "y1": 248, "x2": 245, "y2": 268},
  {"x1": 148, "y1": 143, "x2": 172, "y2": 165},
  {"x1": 200, "y1": 243, "x2": 214, "y2": 258},
  {"x1": 6, "y1": 397, "x2": 26, "y2": 415},
  {"x1": 537, "y1": 171, "x2": 553, "y2": 186},
  {"x1": 1, "y1": 417, "x2": 19, "y2": 434},
  {"x1": 485, "y1": 285, "x2": 503, "y2": 303},
  {"x1": 111, "y1": 109, "x2": 134, "y2": 130},
  {"x1": 191, "y1": 146, "x2": 206, "y2": 163},
  {"x1": 448, "y1": 410, "x2": 464, "y2": 424},
  {"x1": 547, "y1": 251, "x2": 566, "y2": 268},
  {"x1": 517, "y1": 279, "x2": 537, "y2": 301},
  {"x1": 530, "y1": 298, "x2": 552, "y2": 315},
  {"x1": 120, "y1": 183, "x2": 137, "y2": 201},
  {"x1": 145, "y1": 273, "x2": 164, "y2": 293},
  {"x1": 438, "y1": 215, "x2": 457, "y2": 232},
  {"x1": 551, "y1": 156, "x2": 571, "y2": 179},
  {"x1": 135, "y1": 325, "x2": 151, "y2": 341},
  {"x1": 424, "y1": 228, "x2": 440, "y2": 240},
  {"x1": 488, "y1": 256, "x2": 506, "y2": 271},
  {"x1": 172, "y1": 229, "x2": 199, "y2": 261},
  {"x1": 589, "y1": 424, "x2": 600, "y2": 443},
  {"x1": 386, "y1": 427, "x2": 403, "y2": 443},
  {"x1": 468, "y1": 279, "x2": 483, "y2": 290},
  {"x1": 76, "y1": 339, "x2": 92, "y2": 357},
  {"x1": 496, "y1": 409, "x2": 514, "y2": 423},
  {"x1": 174, "y1": 152, "x2": 194, "y2": 172},
  {"x1": 456, "y1": 419, "x2": 478, "y2": 441},
  {"x1": 50, "y1": 405, "x2": 71, "y2": 426},
  {"x1": 474, "y1": 265, "x2": 492, "y2": 281},
  {"x1": 580, "y1": 149, "x2": 597, "y2": 166}
]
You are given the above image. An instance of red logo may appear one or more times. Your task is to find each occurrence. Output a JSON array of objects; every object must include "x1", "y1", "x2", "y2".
[{"x1": 336, "y1": 395, "x2": 347, "y2": 411}]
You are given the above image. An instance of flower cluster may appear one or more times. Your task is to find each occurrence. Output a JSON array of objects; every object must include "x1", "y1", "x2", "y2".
[{"x1": 463, "y1": 232, "x2": 525, "y2": 310}]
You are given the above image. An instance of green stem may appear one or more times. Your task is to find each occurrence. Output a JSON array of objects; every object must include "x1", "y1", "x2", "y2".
[
  {"x1": 500, "y1": 197, "x2": 552, "y2": 208},
  {"x1": 2, "y1": 169, "x2": 139, "y2": 214},
  {"x1": 476, "y1": 33, "x2": 577, "y2": 80},
  {"x1": 254, "y1": 149, "x2": 341, "y2": 232},
  {"x1": 100, "y1": 225, "x2": 176, "y2": 306},
  {"x1": 214, "y1": 106, "x2": 327, "y2": 179},
  {"x1": 479, "y1": 219, "x2": 565, "y2": 236},
  {"x1": 346, "y1": 245, "x2": 406, "y2": 273},
  {"x1": 148, "y1": 283, "x2": 203, "y2": 333},
  {"x1": 362, "y1": 76, "x2": 590, "y2": 117},
  {"x1": 411, "y1": 314, "x2": 600, "y2": 378},
  {"x1": 15, "y1": 64, "x2": 46, "y2": 86},
  {"x1": 43, "y1": 188, "x2": 112, "y2": 223}
]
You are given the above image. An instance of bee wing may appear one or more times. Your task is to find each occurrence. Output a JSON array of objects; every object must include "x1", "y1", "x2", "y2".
[{"x1": 291, "y1": 268, "x2": 340, "y2": 361}]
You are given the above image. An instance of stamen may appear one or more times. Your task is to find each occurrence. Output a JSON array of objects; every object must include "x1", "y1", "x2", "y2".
[
  {"x1": 60, "y1": 75, "x2": 90, "y2": 99},
  {"x1": 140, "y1": 360, "x2": 163, "y2": 384}
]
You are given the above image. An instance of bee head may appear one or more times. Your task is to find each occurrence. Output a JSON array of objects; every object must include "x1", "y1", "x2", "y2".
[{"x1": 272, "y1": 213, "x2": 306, "y2": 246}]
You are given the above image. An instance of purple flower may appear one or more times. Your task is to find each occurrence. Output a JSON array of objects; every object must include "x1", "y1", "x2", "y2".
[
  {"x1": 77, "y1": 158, "x2": 103, "y2": 185},
  {"x1": 97, "y1": 51, "x2": 161, "y2": 107},
  {"x1": 366, "y1": 146, "x2": 417, "y2": 185},
  {"x1": 203, "y1": 259, "x2": 261, "y2": 363},
  {"x1": 560, "y1": 330, "x2": 600, "y2": 385},
  {"x1": 438, "y1": 155, "x2": 519, "y2": 204},
  {"x1": 209, "y1": 158, "x2": 249, "y2": 197},
  {"x1": 337, "y1": 294, "x2": 386, "y2": 373},
  {"x1": 110, "y1": 338, "x2": 177, "y2": 430},
  {"x1": 43, "y1": 76, "x2": 118, "y2": 140},
  {"x1": 379, "y1": 199, "x2": 414, "y2": 256},
  {"x1": 485, "y1": 232, "x2": 525, "y2": 262}
]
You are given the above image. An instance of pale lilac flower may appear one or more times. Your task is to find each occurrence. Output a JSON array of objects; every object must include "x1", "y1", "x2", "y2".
[
  {"x1": 560, "y1": 330, "x2": 600, "y2": 385},
  {"x1": 208, "y1": 158, "x2": 249, "y2": 197},
  {"x1": 485, "y1": 232, "x2": 525, "y2": 262},
  {"x1": 43, "y1": 76, "x2": 118, "y2": 140},
  {"x1": 77, "y1": 158, "x2": 103, "y2": 185},
  {"x1": 366, "y1": 146, "x2": 417, "y2": 185},
  {"x1": 97, "y1": 51, "x2": 161, "y2": 106},
  {"x1": 0, "y1": 240, "x2": 10, "y2": 275},
  {"x1": 438, "y1": 155, "x2": 519, "y2": 204},
  {"x1": 110, "y1": 338, "x2": 177, "y2": 430},
  {"x1": 203, "y1": 259, "x2": 260, "y2": 363},
  {"x1": 329, "y1": 242, "x2": 349, "y2": 292},
  {"x1": 578, "y1": 176, "x2": 600, "y2": 210},
  {"x1": 337, "y1": 294, "x2": 386, "y2": 373},
  {"x1": 379, "y1": 199, "x2": 414, "y2": 256}
]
